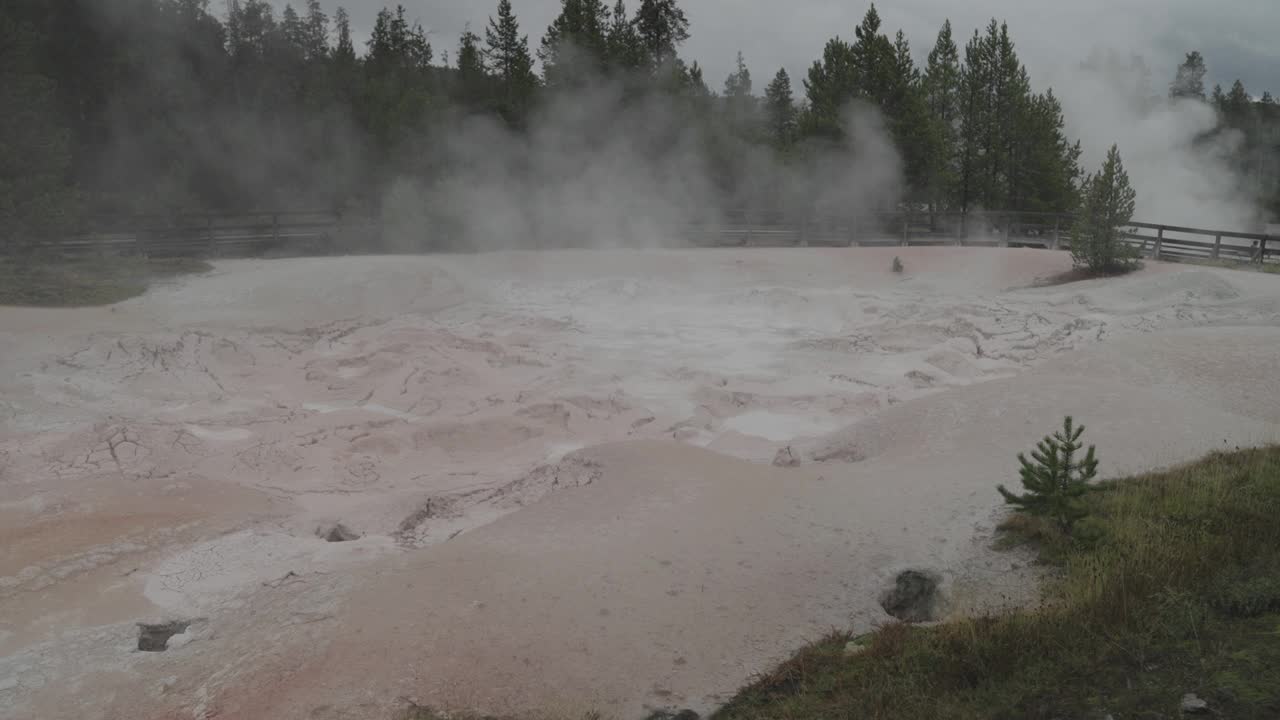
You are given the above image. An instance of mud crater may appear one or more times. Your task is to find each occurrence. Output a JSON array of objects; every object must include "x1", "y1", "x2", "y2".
[{"x1": 137, "y1": 621, "x2": 190, "y2": 652}]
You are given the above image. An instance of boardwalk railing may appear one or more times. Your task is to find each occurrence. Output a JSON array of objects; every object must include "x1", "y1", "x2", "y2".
[
  {"x1": 9, "y1": 209, "x2": 1278, "y2": 266},
  {"x1": 21, "y1": 211, "x2": 376, "y2": 259},
  {"x1": 688, "y1": 210, "x2": 1277, "y2": 265}
]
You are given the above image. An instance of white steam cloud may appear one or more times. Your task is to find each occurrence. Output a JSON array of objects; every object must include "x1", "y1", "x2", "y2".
[
  {"x1": 1052, "y1": 51, "x2": 1259, "y2": 230},
  {"x1": 382, "y1": 81, "x2": 903, "y2": 252}
]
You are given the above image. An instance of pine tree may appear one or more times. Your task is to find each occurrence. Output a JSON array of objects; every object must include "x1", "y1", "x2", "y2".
[
  {"x1": 922, "y1": 20, "x2": 961, "y2": 211},
  {"x1": 1222, "y1": 79, "x2": 1252, "y2": 127},
  {"x1": 301, "y1": 0, "x2": 330, "y2": 62},
  {"x1": 540, "y1": 0, "x2": 611, "y2": 89},
  {"x1": 1016, "y1": 89, "x2": 1082, "y2": 212},
  {"x1": 454, "y1": 26, "x2": 489, "y2": 110},
  {"x1": 764, "y1": 67, "x2": 797, "y2": 149},
  {"x1": 281, "y1": 4, "x2": 305, "y2": 50},
  {"x1": 632, "y1": 0, "x2": 689, "y2": 70},
  {"x1": 889, "y1": 29, "x2": 932, "y2": 202},
  {"x1": 334, "y1": 7, "x2": 356, "y2": 64},
  {"x1": 605, "y1": 0, "x2": 642, "y2": 71},
  {"x1": 484, "y1": 0, "x2": 537, "y2": 125},
  {"x1": 998, "y1": 416, "x2": 1098, "y2": 532},
  {"x1": 801, "y1": 37, "x2": 857, "y2": 140},
  {"x1": 1071, "y1": 144, "x2": 1138, "y2": 273},
  {"x1": 723, "y1": 51, "x2": 753, "y2": 99},
  {"x1": 956, "y1": 27, "x2": 991, "y2": 211},
  {"x1": 992, "y1": 22, "x2": 1031, "y2": 210},
  {"x1": 1170, "y1": 51, "x2": 1207, "y2": 101},
  {"x1": 722, "y1": 51, "x2": 756, "y2": 136},
  {"x1": 849, "y1": 4, "x2": 896, "y2": 106}
]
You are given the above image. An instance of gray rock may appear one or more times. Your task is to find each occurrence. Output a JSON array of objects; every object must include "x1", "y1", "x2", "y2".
[
  {"x1": 1180, "y1": 693, "x2": 1209, "y2": 714},
  {"x1": 315, "y1": 522, "x2": 360, "y2": 542},
  {"x1": 772, "y1": 446, "x2": 800, "y2": 468},
  {"x1": 880, "y1": 569, "x2": 942, "y2": 623}
]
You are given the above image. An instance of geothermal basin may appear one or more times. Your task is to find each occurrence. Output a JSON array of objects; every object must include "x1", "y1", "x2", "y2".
[{"x1": 1, "y1": 247, "x2": 1278, "y2": 719}]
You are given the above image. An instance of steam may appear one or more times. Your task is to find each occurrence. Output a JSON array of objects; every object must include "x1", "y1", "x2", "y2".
[
  {"x1": 1050, "y1": 51, "x2": 1260, "y2": 229},
  {"x1": 382, "y1": 78, "x2": 903, "y2": 252}
]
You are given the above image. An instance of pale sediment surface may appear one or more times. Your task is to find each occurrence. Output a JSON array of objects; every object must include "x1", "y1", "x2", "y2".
[{"x1": 1, "y1": 248, "x2": 1277, "y2": 720}]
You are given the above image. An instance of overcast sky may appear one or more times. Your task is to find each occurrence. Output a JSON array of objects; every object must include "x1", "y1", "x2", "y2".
[{"x1": 309, "y1": 0, "x2": 1277, "y2": 97}]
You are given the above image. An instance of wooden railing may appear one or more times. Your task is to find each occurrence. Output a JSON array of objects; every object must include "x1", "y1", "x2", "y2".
[
  {"x1": 688, "y1": 210, "x2": 1277, "y2": 264},
  {"x1": 1119, "y1": 222, "x2": 1272, "y2": 264},
  {"x1": 8, "y1": 209, "x2": 1277, "y2": 266},
  {"x1": 19, "y1": 211, "x2": 374, "y2": 259}
]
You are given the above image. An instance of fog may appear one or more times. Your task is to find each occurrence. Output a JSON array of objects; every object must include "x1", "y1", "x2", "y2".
[
  {"x1": 314, "y1": 1, "x2": 1275, "y2": 234},
  {"x1": 380, "y1": 75, "x2": 902, "y2": 252},
  {"x1": 88, "y1": 0, "x2": 1275, "y2": 248},
  {"x1": 1052, "y1": 52, "x2": 1260, "y2": 230}
]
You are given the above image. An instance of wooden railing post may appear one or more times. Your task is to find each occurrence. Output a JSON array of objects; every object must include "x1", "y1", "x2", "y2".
[
  {"x1": 1213, "y1": 233, "x2": 1222, "y2": 260},
  {"x1": 1259, "y1": 236, "x2": 1268, "y2": 265},
  {"x1": 1153, "y1": 226, "x2": 1164, "y2": 260},
  {"x1": 848, "y1": 213, "x2": 859, "y2": 247},
  {"x1": 1051, "y1": 216, "x2": 1061, "y2": 250},
  {"x1": 900, "y1": 212, "x2": 909, "y2": 247}
]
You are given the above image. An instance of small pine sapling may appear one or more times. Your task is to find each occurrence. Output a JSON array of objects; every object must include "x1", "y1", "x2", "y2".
[{"x1": 998, "y1": 416, "x2": 1099, "y2": 532}]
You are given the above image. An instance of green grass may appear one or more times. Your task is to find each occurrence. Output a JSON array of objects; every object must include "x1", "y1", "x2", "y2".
[
  {"x1": 0, "y1": 256, "x2": 212, "y2": 307},
  {"x1": 714, "y1": 447, "x2": 1280, "y2": 720}
]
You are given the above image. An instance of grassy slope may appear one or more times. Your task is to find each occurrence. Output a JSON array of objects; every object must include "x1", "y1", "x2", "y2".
[
  {"x1": 714, "y1": 447, "x2": 1280, "y2": 720},
  {"x1": 0, "y1": 256, "x2": 212, "y2": 307}
]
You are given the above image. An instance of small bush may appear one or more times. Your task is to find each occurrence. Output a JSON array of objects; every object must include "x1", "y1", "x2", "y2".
[
  {"x1": 998, "y1": 416, "x2": 1098, "y2": 533},
  {"x1": 1071, "y1": 144, "x2": 1140, "y2": 274},
  {"x1": 892, "y1": 256, "x2": 904, "y2": 273}
]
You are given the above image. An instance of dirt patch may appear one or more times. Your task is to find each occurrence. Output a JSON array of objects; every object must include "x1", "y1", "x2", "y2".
[{"x1": 1031, "y1": 263, "x2": 1142, "y2": 288}]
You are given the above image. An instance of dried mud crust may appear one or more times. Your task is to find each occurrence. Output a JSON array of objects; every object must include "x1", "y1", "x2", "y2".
[
  {"x1": 395, "y1": 456, "x2": 604, "y2": 547},
  {"x1": 1, "y1": 250, "x2": 1278, "y2": 720}
]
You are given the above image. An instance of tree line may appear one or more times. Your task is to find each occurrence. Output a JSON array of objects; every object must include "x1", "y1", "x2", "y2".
[{"x1": 1, "y1": 0, "x2": 1276, "y2": 248}]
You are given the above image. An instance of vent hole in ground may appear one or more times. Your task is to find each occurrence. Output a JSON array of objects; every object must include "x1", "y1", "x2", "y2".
[
  {"x1": 879, "y1": 570, "x2": 941, "y2": 623},
  {"x1": 316, "y1": 522, "x2": 360, "y2": 542},
  {"x1": 137, "y1": 621, "x2": 190, "y2": 652}
]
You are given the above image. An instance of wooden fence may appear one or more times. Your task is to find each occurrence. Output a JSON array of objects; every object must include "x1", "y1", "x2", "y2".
[
  {"x1": 11, "y1": 209, "x2": 1278, "y2": 266},
  {"x1": 26, "y1": 211, "x2": 375, "y2": 259},
  {"x1": 689, "y1": 210, "x2": 1277, "y2": 264}
]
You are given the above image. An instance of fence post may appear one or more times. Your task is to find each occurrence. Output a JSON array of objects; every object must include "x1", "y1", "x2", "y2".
[
  {"x1": 1051, "y1": 216, "x2": 1061, "y2": 250},
  {"x1": 1000, "y1": 214, "x2": 1010, "y2": 248},
  {"x1": 1153, "y1": 226, "x2": 1164, "y2": 260},
  {"x1": 900, "y1": 212, "x2": 908, "y2": 247},
  {"x1": 1213, "y1": 233, "x2": 1222, "y2": 260},
  {"x1": 848, "y1": 213, "x2": 859, "y2": 247},
  {"x1": 745, "y1": 209, "x2": 753, "y2": 247},
  {"x1": 1259, "y1": 236, "x2": 1269, "y2": 265}
]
